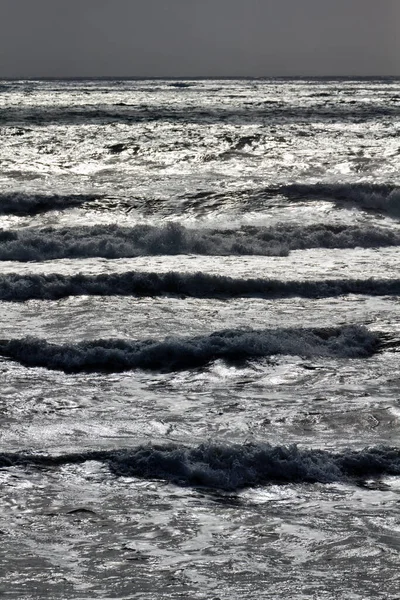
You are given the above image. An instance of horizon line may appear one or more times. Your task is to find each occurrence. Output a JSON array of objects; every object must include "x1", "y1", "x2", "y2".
[{"x1": 1, "y1": 75, "x2": 400, "y2": 81}]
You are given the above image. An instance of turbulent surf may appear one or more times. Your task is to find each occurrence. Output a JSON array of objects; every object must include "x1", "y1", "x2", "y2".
[{"x1": 1, "y1": 78, "x2": 400, "y2": 599}]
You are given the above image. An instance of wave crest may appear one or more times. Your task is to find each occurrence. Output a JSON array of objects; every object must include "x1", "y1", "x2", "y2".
[
  {"x1": 0, "y1": 326, "x2": 379, "y2": 372},
  {"x1": 1, "y1": 222, "x2": 399, "y2": 261},
  {"x1": 1, "y1": 443, "x2": 399, "y2": 490},
  {"x1": 0, "y1": 193, "x2": 99, "y2": 216},
  {"x1": 1, "y1": 272, "x2": 400, "y2": 302},
  {"x1": 277, "y1": 183, "x2": 400, "y2": 217}
]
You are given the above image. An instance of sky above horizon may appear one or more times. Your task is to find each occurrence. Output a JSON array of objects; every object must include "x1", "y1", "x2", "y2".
[{"x1": 0, "y1": 0, "x2": 397, "y2": 78}]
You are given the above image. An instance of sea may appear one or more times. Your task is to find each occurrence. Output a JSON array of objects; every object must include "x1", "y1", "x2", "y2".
[{"x1": 0, "y1": 78, "x2": 400, "y2": 599}]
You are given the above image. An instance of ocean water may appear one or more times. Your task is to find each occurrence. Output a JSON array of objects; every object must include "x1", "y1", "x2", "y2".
[{"x1": 0, "y1": 78, "x2": 400, "y2": 599}]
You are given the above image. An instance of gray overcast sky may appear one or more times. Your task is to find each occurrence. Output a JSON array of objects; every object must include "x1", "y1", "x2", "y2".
[{"x1": 0, "y1": 0, "x2": 397, "y2": 77}]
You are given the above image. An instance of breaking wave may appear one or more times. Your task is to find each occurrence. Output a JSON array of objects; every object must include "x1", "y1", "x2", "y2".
[
  {"x1": 1, "y1": 222, "x2": 400, "y2": 261},
  {"x1": 1, "y1": 443, "x2": 399, "y2": 490},
  {"x1": 0, "y1": 193, "x2": 99, "y2": 216},
  {"x1": 1, "y1": 271, "x2": 400, "y2": 302},
  {"x1": 0, "y1": 326, "x2": 378, "y2": 373}
]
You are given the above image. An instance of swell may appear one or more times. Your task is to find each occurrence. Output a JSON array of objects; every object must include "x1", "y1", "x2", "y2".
[
  {"x1": 276, "y1": 183, "x2": 400, "y2": 218},
  {"x1": 0, "y1": 193, "x2": 99, "y2": 216},
  {"x1": 2, "y1": 184, "x2": 398, "y2": 219},
  {"x1": 1, "y1": 222, "x2": 400, "y2": 261},
  {"x1": 0, "y1": 326, "x2": 379, "y2": 373},
  {"x1": 1, "y1": 443, "x2": 399, "y2": 490},
  {"x1": 181, "y1": 183, "x2": 400, "y2": 218},
  {"x1": 2, "y1": 103, "x2": 399, "y2": 126},
  {"x1": 1, "y1": 272, "x2": 400, "y2": 302}
]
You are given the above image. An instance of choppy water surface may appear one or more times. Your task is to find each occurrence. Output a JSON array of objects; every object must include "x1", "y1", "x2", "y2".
[{"x1": 0, "y1": 78, "x2": 400, "y2": 599}]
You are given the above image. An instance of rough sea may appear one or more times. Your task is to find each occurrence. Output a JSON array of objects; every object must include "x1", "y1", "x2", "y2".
[{"x1": 0, "y1": 78, "x2": 400, "y2": 599}]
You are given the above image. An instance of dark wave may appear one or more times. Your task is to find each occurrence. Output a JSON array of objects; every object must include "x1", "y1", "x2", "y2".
[
  {"x1": 180, "y1": 183, "x2": 400, "y2": 218},
  {"x1": 0, "y1": 223, "x2": 286, "y2": 261},
  {"x1": 1, "y1": 443, "x2": 399, "y2": 490},
  {"x1": 3, "y1": 185, "x2": 398, "y2": 220},
  {"x1": 0, "y1": 193, "x2": 99, "y2": 216},
  {"x1": 1, "y1": 222, "x2": 400, "y2": 261},
  {"x1": 1, "y1": 271, "x2": 400, "y2": 302},
  {"x1": 0, "y1": 326, "x2": 379, "y2": 373},
  {"x1": 276, "y1": 183, "x2": 400, "y2": 217},
  {"x1": 2, "y1": 102, "x2": 399, "y2": 126}
]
